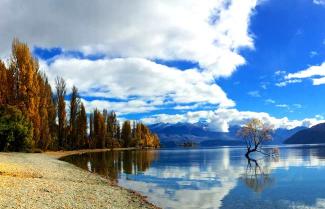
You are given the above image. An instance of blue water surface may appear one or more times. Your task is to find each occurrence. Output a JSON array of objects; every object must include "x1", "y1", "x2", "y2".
[{"x1": 61, "y1": 145, "x2": 325, "y2": 209}]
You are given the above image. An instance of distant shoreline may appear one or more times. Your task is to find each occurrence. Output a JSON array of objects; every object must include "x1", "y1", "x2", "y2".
[{"x1": 0, "y1": 152, "x2": 160, "y2": 209}]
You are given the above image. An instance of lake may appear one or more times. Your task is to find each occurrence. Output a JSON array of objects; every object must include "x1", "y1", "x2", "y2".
[{"x1": 61, "y1": 145, "x2": 325, "y2": 209}]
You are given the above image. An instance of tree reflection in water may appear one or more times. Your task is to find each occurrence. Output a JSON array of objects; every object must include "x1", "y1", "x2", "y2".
[
  {"x1": 241, "y1": 156, "x2": 278, "y2": 193},
  {"x1": 61, "y1": 150, "x2": 158, "y2": 181}
]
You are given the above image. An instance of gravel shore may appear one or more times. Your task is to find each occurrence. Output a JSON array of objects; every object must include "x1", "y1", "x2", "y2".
[{"x1": 0, "y1": 152, "x2": 159, "y2": 209}]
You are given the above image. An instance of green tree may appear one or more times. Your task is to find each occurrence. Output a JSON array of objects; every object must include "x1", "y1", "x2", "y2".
[{"x1": 0, "y1": 105, "x2": 33, "y2": 151}]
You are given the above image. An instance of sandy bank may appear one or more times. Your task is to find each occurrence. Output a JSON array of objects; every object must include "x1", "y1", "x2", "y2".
[{"x1": 0, "y1": 152, "x2": 159, "y2": 209}]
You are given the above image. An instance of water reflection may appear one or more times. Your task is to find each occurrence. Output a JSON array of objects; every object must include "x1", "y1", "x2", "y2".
[
  {"x1": 61, "y1": 145, "x2": 325, "y2": 209},
  {"x1": 241, "y1": 157, "x2": 275, "y2": 193},
  {"x1": 61, "y1": 150, "x2": 158, "y2": 180}
]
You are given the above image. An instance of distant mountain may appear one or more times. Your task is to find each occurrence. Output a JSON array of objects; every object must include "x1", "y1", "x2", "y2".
[
  {"x1": 148, "y1": 122, "x2": 240, "y2": 147},
  {"x1": 284, "y1": 123, "x2": 325, "y2": 144},
  {"x1": 270, "y1": 126, "x2": 307, "y2": 144},
  {"x1": 149, "y1": 122, "x2": 306, "y2": 147}
]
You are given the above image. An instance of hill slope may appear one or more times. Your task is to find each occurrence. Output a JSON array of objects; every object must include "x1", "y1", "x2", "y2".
[{"x1": 284, "y1": 123, "x2": 325, "y2": 144}]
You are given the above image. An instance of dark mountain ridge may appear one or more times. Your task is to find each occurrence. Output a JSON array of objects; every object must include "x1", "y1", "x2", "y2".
[{"x1": 284, "y1": 123, "x2": 325, "y2": 144}]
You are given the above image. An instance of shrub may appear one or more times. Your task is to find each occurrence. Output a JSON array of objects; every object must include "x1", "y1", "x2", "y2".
[{"x1": 0, "y1": 105, "x2": 33, "y2": 151}]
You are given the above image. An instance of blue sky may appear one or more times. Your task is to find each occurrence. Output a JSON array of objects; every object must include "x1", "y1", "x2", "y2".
[
  {"x1": 219, "y1": 0, "x2": 325, "y2": 120},
  {"x1": 1, "y1": 0, "x2": 325, "y2": 131}
]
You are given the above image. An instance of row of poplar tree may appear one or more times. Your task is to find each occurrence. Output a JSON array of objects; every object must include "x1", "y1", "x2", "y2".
[{"x1": 0, "y1": 39, "x2": 160, "y2": 151}]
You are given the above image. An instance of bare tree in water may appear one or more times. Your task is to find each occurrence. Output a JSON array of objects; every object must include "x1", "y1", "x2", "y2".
[{"x1": 238, "y1": 118, "x2": 274, "y2": 158}]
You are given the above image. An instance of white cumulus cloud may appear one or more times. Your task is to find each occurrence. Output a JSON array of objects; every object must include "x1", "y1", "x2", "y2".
[
  {"x1": 41, "y1": 57, "x2": 235, "y2": 114},
  {"x1": 284, "y1": 62, "x2": 325, "y2": 85},
  {"x1": 275, "y1": 79, "x2": 302, "y2": 87},
  {"x1": 0, "y1": 0, "x2": 264, "y2": 119},
  {"x1": 0, "y1": 0, "x2": 259, "y2": 78}
]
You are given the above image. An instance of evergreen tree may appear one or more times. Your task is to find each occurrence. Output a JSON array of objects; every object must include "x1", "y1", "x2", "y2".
[{"x1": 0, "y1": 105, "x2": 33, "y2": 151}]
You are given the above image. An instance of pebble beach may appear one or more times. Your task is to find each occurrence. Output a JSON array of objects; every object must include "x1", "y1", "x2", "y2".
[{"x1": 0, "y1": 152, "x2": 158, "y2": 209}]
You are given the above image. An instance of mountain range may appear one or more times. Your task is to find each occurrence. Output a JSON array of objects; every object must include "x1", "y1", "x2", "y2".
[{"x1": 149, "y1": 122, "x2": 307, "y2": 147}]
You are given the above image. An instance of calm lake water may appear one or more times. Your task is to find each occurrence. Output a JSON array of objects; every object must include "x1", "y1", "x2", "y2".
[{"x1": 61, "y1": 145, "x2": 325, "y2": 209}]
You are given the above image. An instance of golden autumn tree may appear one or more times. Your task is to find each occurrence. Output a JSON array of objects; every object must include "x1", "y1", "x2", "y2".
[
  {"x1": 0, "y1": 39, "x2": 56, "y2": 150},
  {"x1": 92, "y1": 109, "x2": 107, "y2": 148},
  {"x1": 68, "y1": 86, "x2": 79, "y2": 149},
  {"x1": 120, "y1": 120, "x2": 159, "y2": 148},
  {"x1": 116, "y1": 122, "x2": 121, "y2": 142},
  {"x1": 133, "y1": 122, "x2": 160, "y2": 148},
  {"x1": 106, "y1": 111, "x2": 118, "y2": 147},
  {"x1": 9, "y1": 39, "x2": 41, "y2": 146},
  {"x1": 1, "y1": 39, "x2": 160, "y2": 152},
  {"x1": 89, "y1": 112, "x2": 94, "y2": 148},
  {"x1": 55, "y1": 76, "x2": 67, "y2": 149},
  {"x1": 121, "y1": 120, "x2": 132, "y2": 147},
  {"x1": 76, "y1": 102, "x2": 87, "y2": 148},
  {"x1": 37, "y1": 73, "x2": 56, "y2": 150},
  {"x1": 0, "y1": 61, "x2": 10, "y2": 105},
  {"x1": 134, "y1": 123, "x2": 142, "y2": 147}
]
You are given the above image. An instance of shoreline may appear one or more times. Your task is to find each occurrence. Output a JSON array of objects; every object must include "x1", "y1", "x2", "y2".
[
  {"x1": 0, "y1": 151, "x2": 160, "y2": 209},
  {"x1": 47, "y1": 148, "x2": 160, "y2": 208},
  {"x1": 45, "y1": 147, "x2": 138, "y2": 159}
]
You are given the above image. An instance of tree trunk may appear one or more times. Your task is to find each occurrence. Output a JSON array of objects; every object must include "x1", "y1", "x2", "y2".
[{"x1": 245, "y1": 147, "x2": 257, "y2": 158}]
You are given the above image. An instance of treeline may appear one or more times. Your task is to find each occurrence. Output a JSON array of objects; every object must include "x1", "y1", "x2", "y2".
[{"x1": 0, "y1": 39, "x2": 159, "y2": 151}]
